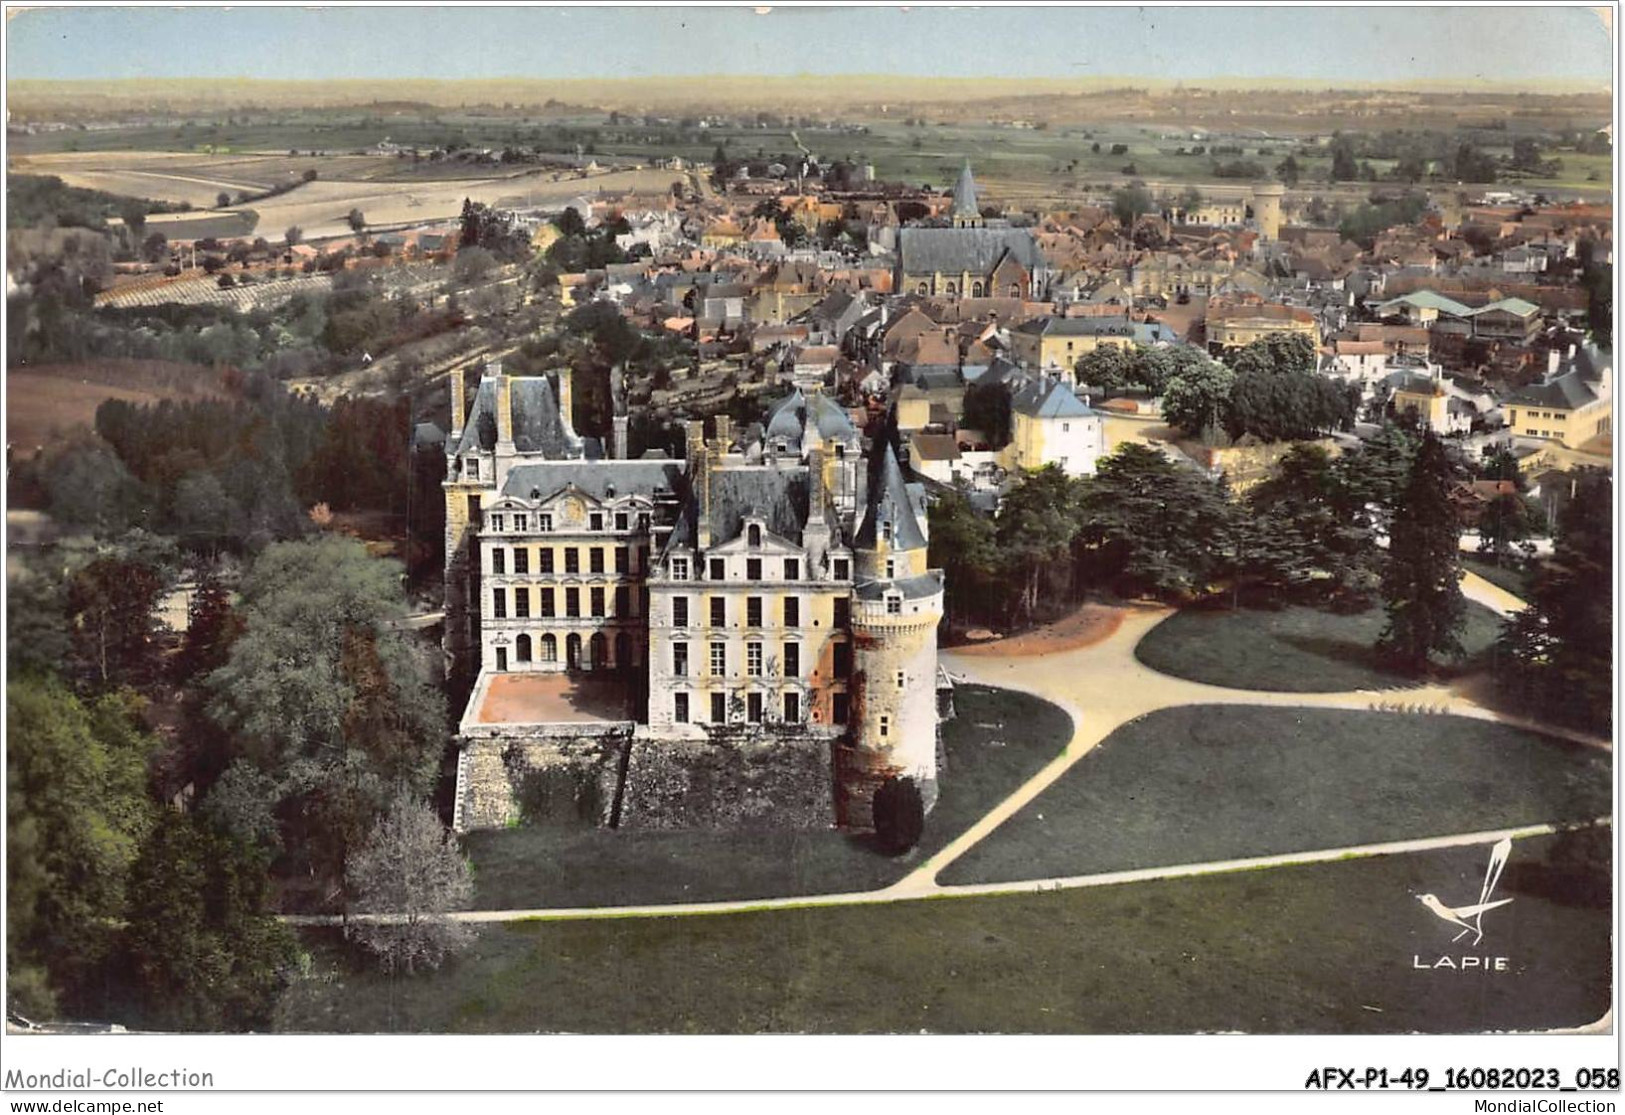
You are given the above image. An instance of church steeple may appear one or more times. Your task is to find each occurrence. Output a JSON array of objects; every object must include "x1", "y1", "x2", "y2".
[{"x1": 950, "y1": 159, "x2": 983, "y2": 228}]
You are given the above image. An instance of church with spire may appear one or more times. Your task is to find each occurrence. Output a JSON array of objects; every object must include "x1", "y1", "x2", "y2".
[
  {"x1": 444, "y1": 363, "x2": 946, "y2": 833},
  {"x1": 897, "y1": 158, "x2": 1047, "y2": 300}
]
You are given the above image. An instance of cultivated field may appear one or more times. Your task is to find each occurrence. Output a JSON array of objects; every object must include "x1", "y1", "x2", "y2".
[
  {"x1": 11, "y1": 150, "x2": 685, "y2": 239},
  {"x1": 7, "y1": 359, "x2": 229, "y2": 452}
]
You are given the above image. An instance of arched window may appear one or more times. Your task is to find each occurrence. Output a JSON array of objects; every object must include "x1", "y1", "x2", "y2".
[
  {"x1": 515, "y1": 634, "x2": 532, "y2": 662},
  {"x1": 748, "y1": 524, "x2": 761, "y2": 547},
  {"x1": 590, "y1": 632, "x2": 608, "y2": 670},
  {"x1": 916, "y1": 283, "x2": 928, "y2": 296},
  {"x1": 945, "y1": 282, "x2": 958, "y2": 297},
  {"x1": 615, "y1": 633, "x2": 631, "y2": 671},
  {"x1": 971, "y1": 281, "x2": 985, "y2": 297},
  {"x1": 541, "y1": 633, "x2": 557, "y2": 662},
  {"x1": 1009, "y1": 283, "x2": 1021, "y2": 298},
  {"x1": 566, "y1": 633, "x2": 582, "y2": 669}
]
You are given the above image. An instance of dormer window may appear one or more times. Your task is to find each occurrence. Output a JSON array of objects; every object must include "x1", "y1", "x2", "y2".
[
  {"x1": 748, "y1": 523, "x2": 762, "y2": 547},
  {"x1": 590, "y1": 512, "x2": 604, "y2": 531},
  {"x1": 881, "y1": 520, "x2": 893, "y2": 544},
  {"x1": 539, "y1": 513, "x2": 553, "y2": 532},
  {"x1": 615, "y1": 512, "x2": 629, "y2": 531},
  {"x1": 514, "y1": 514, "x2": 528, "y2": 532},
  {"x1": 467, "y1": 458, "x2": 480, "y2": 480},
  {"x1": 491, "y1": 513, "x2": 505, "y2": 532},
  {"x1": 886, "y1": 594, "x2": 902, "y2": 615},
  {"x1": 671, "y1": 558, "x2": 690, "y2": 581}
]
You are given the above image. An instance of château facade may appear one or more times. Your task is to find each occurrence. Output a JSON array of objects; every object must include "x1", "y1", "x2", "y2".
[{"x1": 442, "y1": 363, "x2": 945, "y2": 833}]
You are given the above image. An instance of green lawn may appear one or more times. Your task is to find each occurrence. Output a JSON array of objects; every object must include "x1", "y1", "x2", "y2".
[
  {"x1": 274, "y1": 829, "x2": 1610, "y2": 1034},
  {"x1": 1134, "y1": 601, "x2": 1505, "y2": 692},
  {"x1": 1462, "y1": 556, "x2": 1536, "y2": 603},
  {"x1": 941, "y1": 706, "x2": 1610, "y2": 886},
  {"x1": 460, "y1": 684, "x2": 1072, "y2": 909}
]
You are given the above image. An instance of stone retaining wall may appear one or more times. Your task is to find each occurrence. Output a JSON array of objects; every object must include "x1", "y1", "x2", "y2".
[{"x1": 619, "y1": 728, "x2": 837, "y2": 831}]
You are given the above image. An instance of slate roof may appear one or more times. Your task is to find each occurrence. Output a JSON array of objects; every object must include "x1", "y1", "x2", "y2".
[
  {"x1": 854, "y1": 443, "x2": 929, "y2": 551},
  {"x1": 454, "y1": 376, "x2": 584, "y2": 458},
  {"x1": 1012, "y1": 378, "x2": 1096, "y2": 419},
  {"x1": 1505, "y1": 371, "x2": 1599, "y2": 411},
  {"x1": 500, "y1": 459, "x2": 685, "y2": 502},
  {"x1": 1376, "y1": 290, "x2": 1474, "y2": 317},
  {"x1": 1014, "y1": 316, "x2": 1135, "y2": 338},
  {"x1": 762, "y1": 387, "x2": 860, "y2": 447},
  {"x1": 898, "y1": 227, "x2": 1043, "y2": 276},
  {"x1": 668, "y1": 465, "x2": 813, "y2": 550},
  {"x1": 951, "y1": 160, "x2": 980, "y2": 219},
  {"x1": 854, "y1": 571, "x2": 945, "y2": 601}
]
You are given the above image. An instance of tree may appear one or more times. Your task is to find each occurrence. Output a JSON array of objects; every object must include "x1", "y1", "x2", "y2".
[
  {"x1": 7, "y1": 677, "x2": 156, "y2": 1017},
  {"x1": 347, "y1": 208, "x2": 367, "y2": 234},
  {"x1": 344, "y1": 794, "x2": 474, "y2": 974},
  {"x1": 960, "y1": 379, "x2": 1012, "y2": 447},
  {"x1": 140, "y1": 230, "x2": 169, "y2": 263},
  {"x1": 203, "y1": 538, "x2": 445, "y2": 895},
  {"x1": 1275, "y1": 154, "x2": 1301, "y2": 187},
  {"x1": 1243, "y1": 444, "x2": 1379, "y2": 607},
  {"x1": 6, "y1": 566, "x2": 72, "y2": 680},
  {"x1": 1178, "y1": 185, "x2": 1203, "y2": 214},
  {"x1": 871, "y1": 777, "x2": 925, "y2": 855},
  {"x1": 995, "y1": 464, "x2": 1081, "y2": 622},
  {"x1": 121, "y1": 812, "x2": 296, "y2": 1031},
  {"x1": 175, "y1": 563, "x2": 242, "y2": 683},
  {"x1": 1161, "y1": 354, "x2": 1234, "y2": 438},
  {"x1": 67, "y1": 552, "x2": 169, "y2": 690},
  {"x1": 1494, "y1": 469, "x2": 1611, "y2": 734},
  {"x1": 1074, "y1": 444, "x2": 1231, "y2": 599},
  {"x1": 928, "y1": 487, "x2": 998, "y2": 631},
  {"x1": 1111, "y1": 183, "x2": 1154, "y2": 228},
  {"x1": 1377, "y1": 432, "x2": 1466, "y2": 674},
  {"x1": 216, "y1": 191, "x2": 232, "y2": 209},
  {"x1": 453, "y1": 245, "x2": 497, "y2": 284},
  {"x1": 1330, "y1": 135, "x2": 1358, "y2": 182},
  {"x1": 284, "y1": 226, "x2": 303, "y2": 250},
  {"x1": 1477, "y1": 491, "x2": 1536, "y2": 566}
]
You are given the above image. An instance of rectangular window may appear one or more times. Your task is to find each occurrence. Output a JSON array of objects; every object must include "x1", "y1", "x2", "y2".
[
  {"x1": 709, "y1": 558, "x2": 725, "y2": 580},
  {"x1": 540, "y1": 548, "x2": 555, "y2": 574},
  {"x1": 673, "y1": 643, "x2": 689, "y2": 677},
  {"x1": 491, "y1": 587, "x2": 507, "y2": 619},
  {"x1": 896, "y1": 669, "x2": 905, "y2": 688},
  {"x1": 710, "y1": 597, "x2": 726, "y2": 627},
  {"x1": 784, "y1": 559, "x2": 800, "y2": 580},
  {"x1": 671, "y1": 558, "x2": 690, "y2": 581},
  {"x1": 467, "y1": 458, "x2": 480, "y2": 480},
  {"x1": 491, "y1": 548, "x2": 506, "y2": 575},
  {"x1": 675, "y1": 693, "x2": 689, "y2": 723},
  {"x1": 540, "y1": 513, "x2": 553, "y2": 532},
  {"x1": 747, "y1": 642, "x2": 763, "y2": 677},
  {"x1": 540, "y1": 588, "x2": 556, "y2": 618},
  {"x1": 514, "y1": 514, "x2": 527, "y2": 532},
  {"x1": 615, "y1": 586, "x2": 631, "y2": 617},
  {"x1": 590, "y1": 512, "x2": 604, "y2": 531},
  {"x1": 710, "y1": 643, "x2": 726, "y2": 677},
  {"x1": 492, "y1": 514, "x2": 505, "y2": 533},
  {"x1": 834, "y1": 598, "x2": 850, "y2": 627},
  {"x1": 615, "y1": 512, "x2": 629, "y2": 531},
  {"x1": 783, "y1": 642, "x2": 800, "y2": 677},
  {"x1": 833, "y1": 692, "x2": 849, "y2": 725},
  {"x1": 467, "y1": 495, "x2": 481, "y2": 523},
  {"x1": 638, "y1": 513, "x2": 651, "y2": 532},
  {"x1": 783, "y1": 597, "x2": 800, "y2": 627},
  {"x1": 673, "y1": 597, "x2": 689, "y2": 628},
  {"x1": 514, "y1": 589, "x2": 530, "y2": 619},
  {"x1": 833, "y1": 642, "x2": 851, "y2": 678},
  {"x1": 833, "y1": 558, "x2": 850, "y2": 580},
  {"x1": 887, "y1": 595, "x2": 902, "y2": 615},
  {"x1": 513, "y1": 548, "x2": 529, "y2": 575},
  {"x1": 879, "y1": 715, "x2": 890, "y2": 738},
  {"x1": 615, "y1": 547, "x2": 629, "y2": 574},
  {"x1": 747, "y1": 597, "x2": 763, "y2": 627},
  {"x1": 747, "y1": 558, "x2": 762, "y2": 581},
  {"x1": 886, "y1": 559, "x2": 896, "y2": 579},
  {"x1": 565, "y1": 548, "x2": 580, "y2": 574},
  {"x1": 748, "y1": 692, "x2": 763, "y2": 723},
  {"x1": 566, "y1": 588, "x2": 580, "y2": 618},
  {"x1": 590, "y1": 587, "x2": 605, "y2": 617},
  {"x1": 590, "y1": 548, "x2": 605, "y2": 574},
  {"x1": 711, "y1": 692, "x2": 726, "y2": 724},
  {"x1": 783, "y1": 692, "x2": 800, "y2": 723}
]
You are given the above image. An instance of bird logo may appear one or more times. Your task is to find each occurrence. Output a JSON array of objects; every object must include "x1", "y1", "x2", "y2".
[{"x1": 1416, "y1": 838, "x2": 1514, "y2": 947}]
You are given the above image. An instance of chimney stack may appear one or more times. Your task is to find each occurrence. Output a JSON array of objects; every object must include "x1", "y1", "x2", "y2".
[
  {"x1": 556, "y1": 365, "x2": 575, "y2": 431},
  {"x1": 1548, "y1": 348, "x2": 1561, "y2": 378},
  {"x1": 695, "y1": 445, "x2": 713, "y2": 551},
  {"x1": 449, "y1": 365, "x2": 467, "y2": 441},
  {"x1": 494, "y1": 362, "x2": 514, "y2": 448},
  {"x1": 715, "y1": 414, "x2": 733, "y2": 452}
]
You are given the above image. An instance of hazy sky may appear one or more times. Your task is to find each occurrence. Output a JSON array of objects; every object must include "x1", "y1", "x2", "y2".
[{"x1": 5, "y1": 5, "x2": 1614, "y2": 86}]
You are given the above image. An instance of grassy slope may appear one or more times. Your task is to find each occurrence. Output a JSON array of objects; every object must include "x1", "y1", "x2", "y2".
[
  {"x1": 461, "y1": 684, "x2": 1073, "y2": 909},
  {"x1": 941, "y1": 706, "x2": 1610, "y2": 886},
  {"x1": 275, "y1": 830, "x2": 1610, "y2": 1034},
  {"x1": 1133, "y1": 601, "x2": 1505, "y2": 692}
]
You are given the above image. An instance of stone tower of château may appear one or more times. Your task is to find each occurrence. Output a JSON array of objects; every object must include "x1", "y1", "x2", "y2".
[{"x1": 841, "y1": 440, "x2": 945, "y2": 822}]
